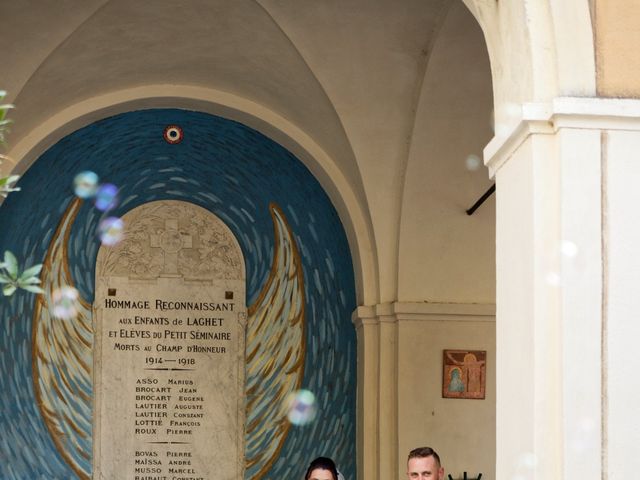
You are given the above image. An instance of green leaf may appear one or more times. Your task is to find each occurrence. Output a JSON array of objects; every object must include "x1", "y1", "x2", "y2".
[
  {"x1": 0, "y1": 173, "x2": 20, "y2": 197},
  {"x1": 2, "y1": 284, "x2": 17, "y2": 296},
  {"x1": 0, "y1": 175, "x2": 19, "y2": 187},
  {"x1": 0, "y1": 105, "x2": 14, "y2": 122},
  {"x1": 0, "y1": 274, "x2": 11, "y2": 283},
  {"x1": 20, "y1": 263, "x2": 42, "y2": 280},
  {"x1": 0, "y1": 105, "x2": 12, "y2": 121},
  {"x1": 3, "y1": 251, "x2": 18, "y2": 278},
  {"x1": 18, "y1": 276, "x2": 41, "y2": 285},
  {"x1": 21, "y1": 284, "x2": 44, "y2": 294}
]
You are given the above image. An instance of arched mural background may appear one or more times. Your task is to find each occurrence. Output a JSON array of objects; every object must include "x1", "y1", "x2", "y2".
[{"x1": 0, "y1": 109, "x2": 356, "y2": 479}]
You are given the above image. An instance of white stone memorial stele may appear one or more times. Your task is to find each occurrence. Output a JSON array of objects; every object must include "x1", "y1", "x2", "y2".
[{"x1": 93, "y1": 200, "x2": 246, "y2": 480}]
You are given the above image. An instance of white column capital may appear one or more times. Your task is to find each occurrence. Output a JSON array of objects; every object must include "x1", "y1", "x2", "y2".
[{"x1": 485, "y1": 96, "x2": 640, "y2": 177}]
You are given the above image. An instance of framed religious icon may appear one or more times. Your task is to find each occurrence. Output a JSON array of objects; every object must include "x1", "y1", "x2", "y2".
[{"x1": 442, "y1": 349, "x2": 486, "y2": 399}]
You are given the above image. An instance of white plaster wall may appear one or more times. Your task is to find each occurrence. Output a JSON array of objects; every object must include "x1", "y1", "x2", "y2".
[
  {"x1": 557, "y1": 127, "x2": 603, "y2": 480},
  {"x1": 398, "y1": 1, "x2": 495, "y2": 303},
  {"x1": 494, "y1": 138, "x2": 536, "y2": 480},
  {"x1": 396, "y1": 306, "x2": 495, "y2": 480},
  {"x1": 604, "y1": 129, "x2": 640, "y2": 479},
  {"x1": 488, "y1": 105, "x2": 606, "y2": 479}
]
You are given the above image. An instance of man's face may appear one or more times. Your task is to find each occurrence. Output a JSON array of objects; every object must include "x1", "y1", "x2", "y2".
[{"x1": 407, "y1": 455, "x2": 444, "y2": 480}]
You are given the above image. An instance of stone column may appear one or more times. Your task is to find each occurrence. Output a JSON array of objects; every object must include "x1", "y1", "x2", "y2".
[
  {"x1": 353, "y1": 304, "x2": 397, "y2": 480},
  {"x1": 353, "y1": 308, "x2": 380, "y2": 480},
  {"x1": 486, "y1": 97, "x2": 640, "y2": 479}
]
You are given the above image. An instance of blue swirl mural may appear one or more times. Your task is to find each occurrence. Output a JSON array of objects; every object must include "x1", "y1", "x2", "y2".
[{"x1": 0, "y1": 109, "x2": 356, "y2": 479}]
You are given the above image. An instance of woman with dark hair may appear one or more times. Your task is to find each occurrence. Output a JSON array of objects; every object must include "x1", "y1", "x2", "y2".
[{"x1": 304, "y1": 457, "x2": 339, "y2": 480}]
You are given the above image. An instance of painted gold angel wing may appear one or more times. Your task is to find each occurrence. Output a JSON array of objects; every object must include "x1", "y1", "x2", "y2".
[
  {"x1": 244, "y1": 203, "x2": 306, "y2": 479},
  {"x1": 32, "y1": 198, "x2": 93, "y2": 480}
]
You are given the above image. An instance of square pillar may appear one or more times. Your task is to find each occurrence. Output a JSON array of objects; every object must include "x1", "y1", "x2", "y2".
[{"x1": 486, "y1": 97, "x2": 640, "y2": 479}]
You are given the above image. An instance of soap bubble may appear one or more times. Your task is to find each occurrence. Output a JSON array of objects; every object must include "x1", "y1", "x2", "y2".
[
  {"x1": 516, "y1": 452, "x2": 537, "y2": 470},
  {"x1": 560, "y1": 240, "x2": 578, "y2": 258},
  {"x1": 51, "y1": 286, "x2": 80, "y2": 319},
  {"x1": 73, "y1": 171, "x2": 99, "y2": 198},
  {"x1": 99, "y1": 217, "x2": 124, "y2": 246},
  {"x1": 94, "y1": 183, "x2": 119, "y2": 211},
  {"x1": 286, "y1": 389, "x2": 317, "y2": 426},
  {"x1": 465, "y1": 154, "x2": 482, "y2": 171}
]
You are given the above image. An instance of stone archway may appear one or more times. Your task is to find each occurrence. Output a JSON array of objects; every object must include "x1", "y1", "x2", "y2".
[
  {"x1": 459, "y1": 2, "x2": 609, "y2": 479},
  {"x1": 5, "y1": 86, "x2": 379, "y2": 307}
]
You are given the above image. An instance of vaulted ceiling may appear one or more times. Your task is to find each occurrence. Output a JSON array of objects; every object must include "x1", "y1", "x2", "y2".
[
  {"x1": 2, "y1": 0, "x2": 450, "y2": 187},
  {"x1": 1, "y1": 0, "x2": 495, "y2": 304}
]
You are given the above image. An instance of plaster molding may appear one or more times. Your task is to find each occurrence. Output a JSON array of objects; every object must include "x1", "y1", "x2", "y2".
[
  {"x1": 352, "y1": 302, "x2": 495, "y2": 326},
  {"x1": 484, "y1": 97, "x2": 640, "y2": 177},
  {"x1": 353, "y1": 305, "x2": 378, "y2": 321}
]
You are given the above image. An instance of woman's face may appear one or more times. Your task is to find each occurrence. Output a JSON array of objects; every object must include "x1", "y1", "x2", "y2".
[{"x1": 307, "y1": 468, "x2": 336, "y2": 480}]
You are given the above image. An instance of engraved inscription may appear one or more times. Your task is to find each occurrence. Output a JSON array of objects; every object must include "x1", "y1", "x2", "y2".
[{"x1": 93, "y1": 200, "x2": 246, "y2": 480}]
